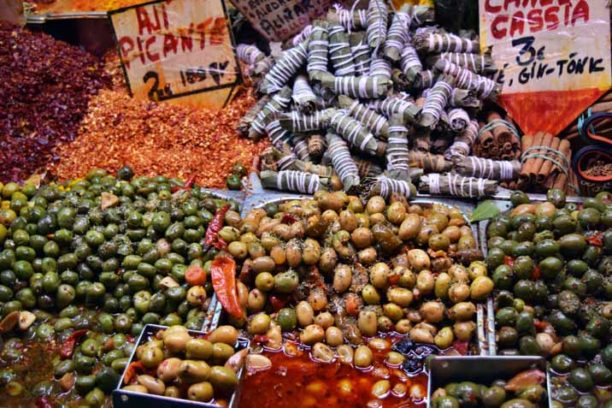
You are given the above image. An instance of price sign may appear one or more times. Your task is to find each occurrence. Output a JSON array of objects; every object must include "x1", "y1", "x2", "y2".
[
  {"x1": 109, "y1": 0, "x2": 240, "y2": 109},
  {"x1": 479, "y1": 0, "x2": 611, "y2": 136},
  {"x1": 229, "y1": 0, "x2": 331, "y2": 42}
]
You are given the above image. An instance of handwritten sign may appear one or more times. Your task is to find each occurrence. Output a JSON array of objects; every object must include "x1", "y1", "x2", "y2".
[
  {"x1": 109, "y1": 0, "x2": 240, "y2": 109},
  {"x1": 479, "y1": 0, "x2": 611, "y2": 136},
  {"x1": 229, "y1": 0, "x2": 331, "y2": 42}
]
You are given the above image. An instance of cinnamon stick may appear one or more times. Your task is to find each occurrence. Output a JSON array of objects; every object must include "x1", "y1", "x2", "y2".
[
  {"x1": 530, "y1": 132, "x2": 553, "y2": 181},
  {"x1": 537, "y1": 136, "x2": 560, "y2": 184},
  {"x1": 519, "y1": 133, "x2": 534, "y2": 185},
  {"x1": 478, "y1": 120, "x2": 495, "y2": 149}
]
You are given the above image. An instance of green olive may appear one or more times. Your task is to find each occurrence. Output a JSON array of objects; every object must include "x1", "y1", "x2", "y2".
[
  {"x1": 208, "y1": 365, "x2": 238, "y2": 393},
  {"x1": 212, "y1": 343, "x2": 235, "y2": 364},
  {"x1": 248, "y1": 313, "x2": 271, "y2": 335},
  {"x1": 188, "y1": 381, "x2": 214, "y2": 401},
  {"x1": 354, "y1": 345, "x2": 373, "y2": 368},
  {"x1": 186, "y1": 339, "x2": 213, "y2": 360}
]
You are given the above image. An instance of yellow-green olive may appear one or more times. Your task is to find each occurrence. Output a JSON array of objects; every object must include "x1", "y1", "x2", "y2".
[
  {"x1": 319, "y1": 247, "x2": 338, "y2": 273},
  {"x1": 252, "y1": 256, "x2": 276, "y2": 273},
  {"x1": 368, "y1": 337, "x2": 390, "y2": 351},
  {"x1": 429, "y1": 233, "x2": 450, "y2": 251},
  {"x1": 419, "y1": 301, "x2": 445, "y2": 323},
  {"x1": 442, "y1": 225, "x2": 461, "y2": 243},
  {"x1": 187, "y1": 381, "x2": 213, "y2": 402},
  {"x1": 448, "y1": 283, "x2": 470, "y2": 303},
  {"x1": 208, "y1": 326, "x2": 238, "y2": 346},
  {"x1": 448, "y1": 302, "x2": 476, "y2": 321},
  {"x1": 213, "y1": 343, "x2": 235, "y2": 364},
  {"x1": 434, "y1": 273, "x2": 451, "y2": 299},
  {"x1": 314, "y1": 312, "x2": 334, "y2": 329},
  {"x1": 362, "y1": 284, "x2": 381, "y2": 305},
  {"x1": 137, "y1": 375, "x2": 165, "y2": 395},
  {"x1": 366, "y1": 196, "x2": 386, "y2": 214},
  {"x1": 387, "y1": 287, "x2": 413, "y2": 307},
  {"x1": 358, "y1": 247, "x2": 377, "y2": 265},
  {"x1": 248, "y1": 313, "x2": 271, "y2": 335},
  {"x1": 255, "y1": 272, "x2": 275, "y2": 292},
  {"x1": 355, "y1": 213, "x2": 370, "y2": 228},
  {"x1": 347, "y1": 196, "x2": 363, "y2": 213},
  {"x1": 186, "y1": 339, "x2": 213, "y2": 360},
  {"x1": 123, "y1": 385, "x2": 148, "y2": 393},
  {"x1": 157, "y1": 358, "x2": 183, "y2": 382},
  {"x1": 383, "y1": 303, "x2": 404, "y2": 322},
  {"x1": 269, "y1": 245, "x2": 286, "y2": 266},
  {"x1": 448, "y1": 265, "x2": 470, "y2": 283},
  {"x1": 140, "y1": 345, "x2": 164, "y2": 368},
  {"x1": 387, "y1": 202, "x2": 407, "y2": 225},
  {"x1": 358, "y1": 310, "x2": 378, "y2": 337},
  {"x1": 260, "y1": 232, "x2": 280, "y2": 250},
  {"x1": 468, "y1": 261, "x2": 488, "y2": 279},
  {"x1": 409, "y1": 326, "x2": 434, "y2": 344},
  {"x1": 333, "y1": 264, "x2": 352, "y2": 293},
  {"x1": 179, "y1": 360, "x2": 211, "y2": 383},
  {"x1": 325, "y1": 326, "x2": 344, "y2": 346},
  {"x1": 434, "y1": 327, "x2": 454, "y2": 349},
  {"x1": 300, "y1": 324, "x2": 325, "y2": 345},
  {"x1": 453, "y1": 321, "x2": 476, "y2": 342},
  {"x1": 164, "y1": 386, "x2": 181, "y2": 398},
  {"x1": 458, "y1": 234, "x2": 477, "y2": 250},
  {"x1": 312, "y1": 342, "x2": 335, "y2": 363},
  {"x1": 227, "y1": 241, "x2": 247, "y2": 259},
  {"x1": 369, "y1": 212, "x2": 385, "y2": 225},
  {"x1": 416, "y1": 270, "x2": 435, "y2": 295},
  {"x1": 470, "y1": 276, "x2": 494, "y2": 301},
  {"x1": 378, "y1": 316, "x2": 394, "y2": 332},
  {"x1": 208, "y1": 366, "x2": 238, "y2": 393},
  {"x1": 370, "y1": 262, "x2": 390, "y2": 289},
  {"x1": 339, "y1": 210, "x2": 358, "y2": 232},
  {"x1": 163, "y1": 331, "x2": 191, "y2": 353},
  {"x1": 308, "y1": 287, "x2": 328, "y2": 312},
  {"x1": 395, "y1": 319, "x2": 412, "y2": 334},
  {"x1": 247, "y1": 241, "x2": 266, "y2": 259},
  {"x1": 417, "y1": 224, "x2": 439, "y2": 246},
  {"x1": 398, "y1": 267, "x2": 416, "y2": 289},
  {"x1": 285, "y1": 239, "x2": 302, "y2": 267},
  {"x1": 408, "y1": 249, "x2": 430, "y2": 271},
  {"x1": 247, "y1": 289, "x2": 267, "y2": 312},
  {"x1": 296, "y1": 301, "x2": 314, "y2": 327},
  {"x1": 303, "y1": 238, "x2": 321, "y2": 265},
  {"x1": 385, "y1": 351, "x2": 405, "y2": 366},
  {"x1": 337, "y1": 345, "x2": 354, "y2": 365},
  {"x1": 372, "y1": 379, "x2": 391, "y2": 398},
  {"x1": 399, "y1": 213, "x2": 422, "y2": 240},
  {"x1": 186, "y1": 285, "x2": 207, "y2": 306},
  {"x1": 351, "y1": 227, "x2": 373, "y2": 249},
  {"x1": 354, "y1": 345, "x2": 373, "y2": 368}
]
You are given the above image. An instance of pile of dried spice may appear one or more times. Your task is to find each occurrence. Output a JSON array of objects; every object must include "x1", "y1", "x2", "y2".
[
  {"x1": 49, "y1": 84, "x2": 268, "y2": 188},
  {"x1": 0, "y1": 22, "x2": 108, "y2": 182}
]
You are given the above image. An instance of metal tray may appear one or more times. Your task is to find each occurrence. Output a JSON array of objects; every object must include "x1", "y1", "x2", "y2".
[
  {"x1": 427, "y1": 356, "x2": 552, "y2": 407},
  {"x1": 112, "y1": 324, "x2": 249, "y2": 408}
]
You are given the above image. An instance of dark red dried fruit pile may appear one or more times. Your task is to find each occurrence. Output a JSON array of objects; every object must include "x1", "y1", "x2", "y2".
[{"x1": 0, "y1": 22, "x2": 109, "y2": 182}]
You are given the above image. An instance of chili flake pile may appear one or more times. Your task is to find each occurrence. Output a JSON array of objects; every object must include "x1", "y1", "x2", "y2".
[
  {"x1": 0, "y1": 22, "x2": 108, "y2": 182},
  {"x1": 49, "y1": 84, "x2": 268, "y2": 187}
]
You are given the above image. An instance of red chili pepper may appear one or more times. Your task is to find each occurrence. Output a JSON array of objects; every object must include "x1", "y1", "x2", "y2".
[
  {"x1": 281, "y1": 213, "x2": 297, "y2": 224},
  {"x1": 533, "y1": 319, "x2": 549, "y2": 331},
  {"x1": 585, "y1": 232, "x2": 603, "y2": 247},
  {"x1": 503, "y1": 256, "x2": 514, "y2": 267},
  {"x1": 269, "y1": 295, "x2": 287, "y2": 311},
  {"x1": 171, "y1": 174, "x2": 196, "y2": 193},
  {"x1": 59, "y1": 329, "x2": 88, "y2": 359},
  {"x1": 453, "y1": 340, "x2": 469, "y2": 356},
  {"x1": 252, "y1": 335, "x2": 269, "y2": 345},
  {"x1": 211, "y1": 255, "x2": 245, "y2": 319},
  {"x1": 124, "y1": 361, "x2": 145, "y2": 384},
  {"x1": 35, "y1": 396, "x2": 54, "y2": 408},
  {"x1": 204, "y1": 204, "x2": 230, "y2": 250},
  {"x1": 531, "y1": 265, "x2": 541, "y2": 280}
]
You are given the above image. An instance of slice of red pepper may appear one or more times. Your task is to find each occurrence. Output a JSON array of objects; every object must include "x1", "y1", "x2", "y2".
[
  {"x1": 586, "y1": 232, "x2": 603, "y2": 247},
  {"x1": 503, "y1": 256, "x2": 514, "y2": 267},
  {"x1": 59, "y1": 329, "x2": 88, "y2": 359},
  {"x1": 171, "y1": 174, "x2": 196, "y2": 193},
  {"x1": 269, "y1": 295, "x2": 287, "y2": 312},
  {"x1": 453, "y1": 340, "x2": 469, "y2": 356},
  {"x1": 35, "y1": 396, "x2": 54, "y2": 408},
  {"x1": 531, "y1": 265, "x2": 541, "y2": 280},
  {"x1": 211, "y1": 255, "x2": 245, "y2": 319},
  {"x1": 204, "y1": 204, "x2": 230, "y2": 250},
  {"x1": 124, "y1": 361, "x2": 145, "y2": 385}
]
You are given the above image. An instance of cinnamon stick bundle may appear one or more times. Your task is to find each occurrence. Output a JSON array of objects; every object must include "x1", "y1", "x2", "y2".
[{"x1": 519, "y1": 133, "x2": 571, "y2": 192}]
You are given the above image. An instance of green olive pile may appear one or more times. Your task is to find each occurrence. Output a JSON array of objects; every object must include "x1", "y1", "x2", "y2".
[
  {"x1": 0, "y1": 169, "x2": 237, "y2": 402},
  {"x1": 226, "y1": 191, "x2": 490, "y2": 350},
  {"x1": 226, "y1": 163, "x2": 247, "y2": 190},
  {"x1": 486, "y1": 189, "x2": 611, "y2": 407},
  {"x1": 122, "y1": 325, "x2": 241, "y2": 403},
  {"x1": 431, "y1": 370, "x2": 548, "y2": 408}
]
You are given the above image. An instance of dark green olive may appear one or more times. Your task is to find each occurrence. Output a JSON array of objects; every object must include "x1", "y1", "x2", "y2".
[
  {"x1": 558, "y1": 233, "x2": 587, "y2": 257},
  {"x1": 576, "y1": 395, "x2": 599, "y2": 408},
  {"x1": 432, "y1": 396, "x2": 460, "y2": 408},
  {"x1": 588, "y1": 363, "x2": 612, "y2": 386},
  {"x1": 539, "y1": 257, "x2": 563, "y2": 280},
  {"x1": 551, "y1": 354, "x2": 575, "y2": 373},
  {"x1": 569, "y1": 368, "x2": 594, "y2": 392},
  {"x1": 498, "y1": 326, "x2": 518, "y2": 348},
  {"x1": 567, "y1": 259, "x2": 589, "y2": 277},
  {"x1": 492, "y1": 265, "x2": 514, "y2": 291},
  {"x1": 512, "y1": 256, "x2": 534, "y2": 280},
  {"x1": 555, "y1": 385, "x2": 578, "y2": 405},
  {"x1": 519, "y1": 336, "x2": 541, "y2": 356}
]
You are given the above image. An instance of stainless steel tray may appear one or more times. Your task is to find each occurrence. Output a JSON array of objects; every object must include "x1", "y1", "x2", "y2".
[{"x1": 427, "y1": 356, "x2": 552, "y2": 407}]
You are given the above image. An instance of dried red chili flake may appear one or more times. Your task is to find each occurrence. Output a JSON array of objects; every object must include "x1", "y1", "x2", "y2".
[{"x1": 0, "y1": 22, "x2": 109, "y2": 182}]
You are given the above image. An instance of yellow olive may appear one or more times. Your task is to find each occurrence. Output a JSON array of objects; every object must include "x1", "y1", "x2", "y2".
[
  {"x1": 399, "y1": 213, "x2": 422, "y2": 240},
  {"x1": 123, "y1": 385, "x2": 148, "y2": 393},
  {"x1": 285, "y1": 239, "x2": 302, "y2": 267},
  {"x1": 296, "y1": 301, "x2": 314, "y2": 327},
  {"x1": 453, "y1": 321, "x2": 476, "y2": 342},
  {"x1": 434, "y1": 327, "x2": 454, "y2": 349},
  {"x1": 187, "y1": 381, "x2": 214, "y2": 402},
  {"x1": 366, "y1": 196, "x2": 386, "y2": 214},
  {"x1": 164, "y1": 386, "x2": 181, "y2": 398},
  {"x1": 427, "y1": 212, "x2": 449, "y2": 232},
  {"x1": 137, "y1": 374, "x2": 165, "y2": 395},
  {"x1": 354, "y1": 345, "x2": 373, "y2": 368},
  {"x1": 269, "y1": 245, "x2": 286, "y2": 266},
  {"x1": 333, "y1": 264, "x2": 353, "y2": 293},
  {"x1": 252, "y1": 256, "x2": 276, "y2": 273},
  {"x1": 448, "y1": 264, "x2": 470, "y2": 283},
  {"x1": 208, "y1": 365, "x2": 238, "y2": 393},
  {"x1": 260, "y1": 232, "x2": 280, "y2": 250},
  {"x1": 417, "y1": 224, "x2": 439, "y2": 247},
  {"x1": 434, "y1": 273, "x2": 451, "y2": 299},
  {"x1": 428, "y1": 233, "x2": 450, "y2": 251},
  {"x1": 468, "y1": 261, "x2": 488, "y2": 279},
  {"x1": 247, "y1": 241, "x2": 266, "y2": 259},
  {"x1": 370, "y1": 262, "x2": 390, "y2": 289},
  {"x1": 448, "y1": 302, "x2": 476, "y2": 321},
  {"x1": 409, "y1": 326, "x2": 434, "y2": 344},
  {"x1": 314, "y1": 312, "x2": 335, "y2": 329},
  {"x1": 248, "y1": 313, "x2": 271, "y2": 335},
  {"x1": 441, "y1": 225, "x2": 461, "y2": 242},
  {"x1": 369, "y1": 212, "x2": 386, "y2": 225},
  {"x1": 255, "y1": 272, "x2": 275, "y2": 292},
  {"x1": 395, "y1": 319, "x2": 412, "y2": 334},
  {"x1": 186, "y1": 285, "x2": 207, "y2": 307},
  {"x1": 416, "y1": 270, "x2": 435, "y2": 295},
  {"x1": 212, "y1": 343, "x2": 235, "y2": 364},
  {"x1": 227, "y1": 241, "x2": 248, "y2": 259},
  {"x1": 300, "y1": 324, "x2": 325, "y2": 345},
  {"x1": 448, "y1": 282, "x2": 470, "y2": 303},
  {"x1": 397, "y1": 267, "x2": 416, "y2": 289},
  {"x1": 308, "y1": 287, "x2": 328, "y2": 312},
  {"x1": 339, "y1": 210, "x2": 358, "y2": 232},
  {"x1": 358, "y1": 310, "x2": 378, "y2": 336},
  {"x1": 393, "y1": 383, "x2": 407, "y2": 398},
  {"x1": 383, "y1": 303, "x2": 404, "y2": 322},
  {"x1": 458, "y1": 234, "x2": 477, "y2": 250},
  {"x1": 247, "y1": 289, "x2": 267, "y2": 312},
  {"x1": 179, "y1": 360, "x2": 211, "y2": 383},
  {"x1": 186, "y1": 339, "x2": 213, "y2": 360},
  {"x1": 419, "y1": 301, "x2": 445, "y2": 323},
  {"x1": 207, "y1": 326, "x2": 238, "y2": 346},
  {"x1": 312, "y1": 342, "x2": 335, "y2": 363},
  {"x1": 378, "y1": 316, "x2": 394, "y2": 332},
  {"x1": 337, "y1": 345, "x2": 354, "y2": 365},
  {"x1": 408, "y1": 249, "x2": 430, "y2": 271},
  {"x1": 470, "y1": 276, "x2": 494, "y2": 301},
  {"x1": 387, "y1": 287, "x2": 413, "y2": 307},
  {"x1": 358, "y1": 247, "x2": 377, "y2": 265},
  {"x1": 157, "y1": 357, "x2": 183, "y2": 382},
  {"x1": 303, "y1": 238, "x2": 321, "y2": 265},
  {"x1": 368, "y1": 337, "x2": 390, "y2": 351},
  {"x1": 325, "y1": 326, "x2": 344, "y2": 346},
  {"x1": 163, "y1": 331, "x2": 191, "y2": 353},
  {"x1": 347, "y1": 196, "x2": 364, "y2": 213},
  {"x1": 319, "y1": 247, "x2": 338, "y2": 273},
  {"x1": 362, "y1": 284, "x2": 381, "y2": 305},
  {"x1": 387, "y1": 202, "x2": 407, "y2": 225},
  {"x1": 351, "y1": 227, "x2": 373, "y2": 249},
  {"x1": 371, "y1": 379, "x2": 391, "y2": 398},
  {"x1": 385, "y1": 351, "x2": 405, "y2": 366}
]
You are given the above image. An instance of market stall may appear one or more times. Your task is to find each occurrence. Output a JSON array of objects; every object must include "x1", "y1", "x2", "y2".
[{"x1": 0, "y1": 0, "x2": 610, "y2": 406}]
